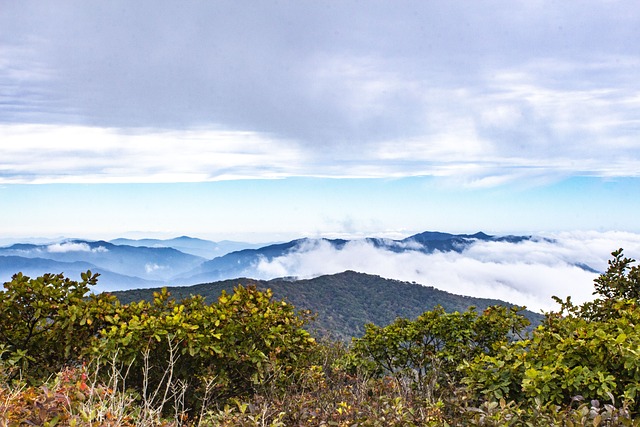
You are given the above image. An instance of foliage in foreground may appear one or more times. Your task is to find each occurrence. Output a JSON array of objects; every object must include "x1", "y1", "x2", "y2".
[
  {"x1": 2, "y1": 350, "x2": 639, "y2": 427},
  {"x1": 347, "y1": 303, "x2": 529, "y2": 406},
  {"x1": 1, "y1": 248, "x2": 640, "y2": 425},
  {"x1": 464, "y1": 249, "x2": 640, "y2": 413},
  {"x1": 0, "y1": 271, "x2": 316, "y2": 415}
]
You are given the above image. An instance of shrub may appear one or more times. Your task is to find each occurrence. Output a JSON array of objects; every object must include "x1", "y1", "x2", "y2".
[
  {"x1": 347, "y1": 304, "x2": 529, "y2": 405},
  {"x1": 464, "y1": 249, "x2": 640, "y2": 412},
  {"x1": 89, "y1": 285, "x2": 317, "y2": 413},
  {"x1": 0, "y1": 271, "x2": 117, "y2": 381},
  {"x1": 0, "y1": 272, "x2": 317, "y2": 416}
]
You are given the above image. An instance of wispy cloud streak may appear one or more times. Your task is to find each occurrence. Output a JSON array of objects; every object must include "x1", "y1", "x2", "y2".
[{"x1": 0, "y1": 125, "x2": 303, "y2": 183}]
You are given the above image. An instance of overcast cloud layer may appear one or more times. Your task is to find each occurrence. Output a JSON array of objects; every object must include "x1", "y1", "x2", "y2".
[
  {"x1": 2, "y1": 1, "x2": 640, "y2": 184},
  {"x1": 254, "y1": 231, "x2": 640, "y2": 312}
]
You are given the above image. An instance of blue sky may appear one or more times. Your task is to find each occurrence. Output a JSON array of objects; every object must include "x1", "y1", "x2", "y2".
[
  {"x1": 1, "y1": 176, "x2": 638, "y2": 242},
  {"x1": 1, "y1": 1, "x2": 639, "y2": 242}
]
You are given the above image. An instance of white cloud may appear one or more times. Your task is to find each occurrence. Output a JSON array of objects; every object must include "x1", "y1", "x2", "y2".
[
  {"x1": 1, "y1": 3, "x2": 639, "y2": 185},
  {"x1": 47, "y1": 242, "x2": 108, "y2": 253},
  {"x1": 145, "y1": 263, "x2": 167, "y2": 274},
  {"x1": 0, "y1": 124, "x2": 304, "y2": 184},
  {"x1": 255, "y1": 232, "x2": 640, "y2": 312}
]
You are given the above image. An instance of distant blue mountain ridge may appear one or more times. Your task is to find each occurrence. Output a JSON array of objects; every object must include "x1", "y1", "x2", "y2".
[
  {"x1": 109, "y1": 236, "x2": 266, "y2": 259},
  {"x1": 177, "y1": 231, "x2": 545, "y2": 284},
  {"x1": 0, "y1": 231, "x2": 565, "y2": 292}
]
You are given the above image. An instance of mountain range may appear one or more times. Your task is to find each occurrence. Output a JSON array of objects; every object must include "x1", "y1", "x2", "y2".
[
  {"x1": 109, "y1": 236, "x2": 266, "y2": 259},
  {"x1": 0, "y1": 231, "x2": 547, "y2": 291},
  {"x1": 111, "y1": 270, "x2": 545, "y2": 341}
]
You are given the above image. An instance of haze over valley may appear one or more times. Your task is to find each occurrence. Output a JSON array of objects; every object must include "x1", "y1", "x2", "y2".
[{"x1": 3, "y1": 230, "x2": 639, "y2": 312}]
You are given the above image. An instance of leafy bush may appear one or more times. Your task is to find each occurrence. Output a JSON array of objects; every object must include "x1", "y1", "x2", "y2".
[
  {"x1": 0, "y1": 271, "x2": 117, "y2": 381},
  {"x1": 464, "y1": 249, "x2": 640, "y2": 413},
  {"x1": 347, "y1": 304, "x2": 529, "y2": 404},
  {"x1": 88, "y1": 284, "x2": 316, "y2": 413},
  {"x1": 0, "y1": 271, "x2": 316, "y2": 416}
]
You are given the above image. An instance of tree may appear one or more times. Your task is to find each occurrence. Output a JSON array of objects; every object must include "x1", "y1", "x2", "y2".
[
  {"x1": 349, "y1": 305, "x2": 529, "y2": 401},
  {"x1": 90, "y1": 285, "x2": 317, "y2": 412},
  {"x1": 0, "y1": 271, "x2": 117, "y2": 380},
  {"x1": 579, "y1": 248, "x2": 640, "y2": 321},
  {"x1": 464, "y1": 249, "x2": 640, "y2": 412},
  {"x1": 594, "y1": 249, "x2": 640, "y2": 301},
  {"x1": 0, "y1": 270, "x2": 317, "y2": 413}
]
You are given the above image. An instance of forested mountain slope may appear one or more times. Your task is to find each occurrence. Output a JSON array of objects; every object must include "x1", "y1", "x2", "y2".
[{"x1": 113, "y1": 270, "x2": 544, "y2": 340}]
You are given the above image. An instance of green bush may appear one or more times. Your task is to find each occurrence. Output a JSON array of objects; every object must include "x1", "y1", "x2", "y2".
[
  {"x1": 348, "y1": 304, "x2": 529, "y2": 403},
  {"x1": 0, "y1": 271, "x2": 316, "y2": 415},
  {"x1": 89, "y1": 285, "x2": 317, "y2": 412},
  {"x1": 0, "y1": 271, "x2": 117, "y2": 381},
  {"x1": 464, "y1": 249, "x2": 640, "y2": 412}
]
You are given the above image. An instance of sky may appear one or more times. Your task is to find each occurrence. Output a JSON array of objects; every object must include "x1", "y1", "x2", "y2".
[{"x1": 1, "y1": 1, "x2": 640, "y2": 308}]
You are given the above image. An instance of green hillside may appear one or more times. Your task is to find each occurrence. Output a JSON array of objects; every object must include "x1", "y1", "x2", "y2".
[{"x1": 112, "y1": 270, "x2": 543, "y2": 340}]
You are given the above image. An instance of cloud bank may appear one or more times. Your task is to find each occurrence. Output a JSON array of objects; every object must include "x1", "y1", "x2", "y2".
[
  {"x1": 46, "y1": 242, "x2": 108, "y2": 253},
  {"x1": 1, "y1": 2, "x2": 639, "y2": 184},
  {"x1": 256, "y1": 231, "x2": 640, "y2": 312}
]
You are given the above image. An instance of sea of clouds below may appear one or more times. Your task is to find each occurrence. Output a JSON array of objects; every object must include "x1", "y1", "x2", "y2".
[{"x1": 255, "y1": 231, "x2": 640, "y2": 312}]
